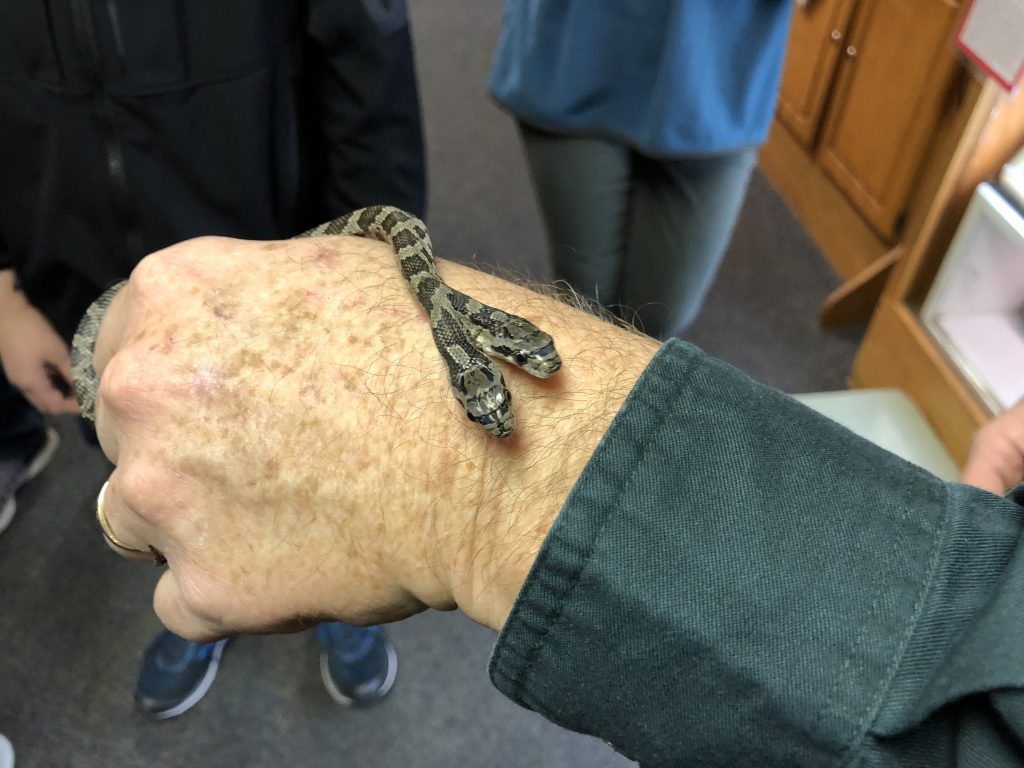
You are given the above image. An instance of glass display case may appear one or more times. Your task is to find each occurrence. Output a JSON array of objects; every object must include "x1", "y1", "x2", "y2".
[{"x1": 921, "y1": 181, "x2": 1024, "y2": 413}]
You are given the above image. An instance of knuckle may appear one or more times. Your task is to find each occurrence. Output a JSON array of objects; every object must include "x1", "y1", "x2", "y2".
[
  {"x1": 176, "y1": 570, "x2": 233, "y2": 625},
  {"x1": 98, "y1": 352, "x2": 149, "y2": 412},
  {"x1": 127, "y1": 252, "x2": 167, "y2": 299},
  {"x1": 131, "y1": 236, "x2": 228, "y2": 297},
  {"x1": 117, "y1": 463, "x2": 161, "y2": 518},
  {"x1": 163, "y1": 235, "x2": 229, "y2": 264}
]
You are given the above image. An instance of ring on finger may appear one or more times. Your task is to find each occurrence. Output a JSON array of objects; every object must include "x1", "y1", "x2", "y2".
[{"x1": 96, "y1": 480, "x2": 167, "y2": 566}]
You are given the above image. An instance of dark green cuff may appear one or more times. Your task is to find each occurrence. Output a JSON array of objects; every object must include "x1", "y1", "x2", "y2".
[{"x1": 489, "y1": 340, "x2": 1024, "y2": 767}]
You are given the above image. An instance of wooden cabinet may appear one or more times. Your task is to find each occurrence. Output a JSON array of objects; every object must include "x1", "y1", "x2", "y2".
[
  {"x1": 816, "y1": 0, "x2": 962, "y2": 239},
  {"x1": 851, "y1": 82, "x2": 1024, "y2": 464},
  {"x1": 767, "y1": 0, "x2": 966, "y2": 270},
  {"x1": 777, "y1": 0, "x2": 857, "y2": 147}
]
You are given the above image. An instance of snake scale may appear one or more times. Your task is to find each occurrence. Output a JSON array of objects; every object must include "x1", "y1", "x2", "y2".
[{"x1": 71, "y1": 205, "x2": 561, "y2": 438}]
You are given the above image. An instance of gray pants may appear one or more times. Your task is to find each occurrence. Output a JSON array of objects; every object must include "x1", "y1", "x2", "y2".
[{"x1": 519, "y1": 123, "x2": 757, "y2": 339}]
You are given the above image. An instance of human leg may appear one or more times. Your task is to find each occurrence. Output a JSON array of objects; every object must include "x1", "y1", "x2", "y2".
[
  {"x1": 0, "y1": 371, "x2": 58, "y2": 535},
  {"x1": 0, "y1": 372, "x2": 45, "y2": 462},
  {"x1": 518, "y1": 122, "x2": 631, "y2": 309},
  {"x1": 618, "y1": 147, "x2": 758, "y2": 339}
]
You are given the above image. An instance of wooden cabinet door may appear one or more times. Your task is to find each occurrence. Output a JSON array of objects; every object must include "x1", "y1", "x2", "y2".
[
  {"x1": 777, "y1": 0, "x2": 858, "y2": 148},
  {"x1": 816, "y1": 0, "x2": 962, "y2": 240}
]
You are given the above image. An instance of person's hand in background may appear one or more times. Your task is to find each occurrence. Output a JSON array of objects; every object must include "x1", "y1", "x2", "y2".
[
  {"x1": 0, "y1": 271, "x2": 79, "y2": 415},
  {"x1": 960, "y1": 398, "x2": 1024, "y2": 496}
]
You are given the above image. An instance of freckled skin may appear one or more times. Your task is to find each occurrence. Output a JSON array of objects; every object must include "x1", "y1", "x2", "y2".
[
  {"x1": 88, "y1": 233, "x2": 656, "y2": 639},
  {"x1": 301, "y1": 207, "x2": 561, "y2": 439}
]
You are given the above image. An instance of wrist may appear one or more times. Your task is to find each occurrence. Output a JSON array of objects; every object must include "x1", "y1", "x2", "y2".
[
  {"x1": 398, "y1": 261, "x2": 658, "y2": 630},
  {"x1": 0, "y1": 270, "x2": 29, "y2": 323}
]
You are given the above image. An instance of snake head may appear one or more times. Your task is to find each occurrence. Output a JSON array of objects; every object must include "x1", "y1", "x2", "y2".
[
  {"x1": 476, "y1": 321, "x2": 562, "y2": 379},
  {"x1": 455, "y1": 365, "x2": 515, "y2": 438},
  {"x1": 515, "y1": 339, "x2": 561, "y2": 378}
]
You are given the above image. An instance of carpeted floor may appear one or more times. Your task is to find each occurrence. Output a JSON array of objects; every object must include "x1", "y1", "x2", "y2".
[{"x1": 0, "y1": 2, "x2": 862, "y2": 766}]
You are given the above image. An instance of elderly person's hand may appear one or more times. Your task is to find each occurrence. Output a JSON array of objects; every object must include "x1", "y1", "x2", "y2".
[{"x1": 90, "y1": 234, "x2": 657, "y2": 639}]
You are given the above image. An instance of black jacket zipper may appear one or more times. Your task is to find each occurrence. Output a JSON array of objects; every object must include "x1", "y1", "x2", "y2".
[{"x1": 68, "y1": 0, "x2": 143, "y2": 265}]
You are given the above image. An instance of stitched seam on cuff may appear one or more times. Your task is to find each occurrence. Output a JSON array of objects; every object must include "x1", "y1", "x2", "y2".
[{"x1": 490, "y1": 342, "x2": 695, "y2": 703}]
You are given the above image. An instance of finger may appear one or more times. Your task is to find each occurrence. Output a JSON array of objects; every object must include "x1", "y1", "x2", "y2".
[
  {"x1": 96, "y1": 473, "x2": 166, "y2": 564},
  {"x1": 960, "y1": 458, "x2": 1021, "y2": 497},
  {"x1": 54, "y1": 397, "x2": 82, "y2": 415},
  {"x1": 93, "y1": 385, "x2": 119, "y2": 465},
  {"x1": 959, "y1": 463, "x2": 1009, "y2": 496},
  {"x1": 92, "y1": 282, "x2": 130, "y2": 378},
  {"x1": 43, "y1": 360, "x2": 73, "y2": 398},
  {"x1": 92, "y1": 350, "x2": 135, "y2": 465},
  {"x1": 155, "y1": 567, "x2": 314, "y2": 641},
  {"x1": 154, "y1": 571, "x2": 228, "y2": 643},
  {"x1": 32, "y1": 376, "x2": 81, "y2": 416},
  {"x1": 47, "y1": 359, "x2": 81, "y2": 413},
  {"x1": 19, "y1": 386, "x2": 55, "y2": 416},
  {"x1": 55, "y1": 353, "x2": 76, "y2": 391},
  {"x1": 20, "y1": 382, "x2": 70, "y2": 416}
]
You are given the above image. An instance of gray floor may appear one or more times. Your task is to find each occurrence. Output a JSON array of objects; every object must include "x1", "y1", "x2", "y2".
[{"x1": 0, "y1": 2, "x2": 863, "y2": 766}]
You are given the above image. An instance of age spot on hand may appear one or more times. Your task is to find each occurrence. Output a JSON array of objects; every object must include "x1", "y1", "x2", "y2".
[{"x1": 189, "y1": 366, "x2": 226, "y2": 398}]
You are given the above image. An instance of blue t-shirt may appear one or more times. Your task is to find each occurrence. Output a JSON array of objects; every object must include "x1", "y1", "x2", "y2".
[{"x1": 489, "y1": 0, "x2": 793, "y2": 157}]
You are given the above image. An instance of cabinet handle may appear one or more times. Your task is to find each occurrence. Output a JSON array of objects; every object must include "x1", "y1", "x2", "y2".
[
  {"x1": 830, "y1": 29, "x2": 843, "y2": 42},
  {"x1": 846, "y1": 44, "x2": 858, "y2": 58}
]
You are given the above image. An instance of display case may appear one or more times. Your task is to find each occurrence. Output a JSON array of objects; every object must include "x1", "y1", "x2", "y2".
[
  {"x1": 850, "y1": 80, "x2": 1024, "y2": 465},
  {"x1": 920, "y1": 182, "x2": 1024, "y2": 413}
]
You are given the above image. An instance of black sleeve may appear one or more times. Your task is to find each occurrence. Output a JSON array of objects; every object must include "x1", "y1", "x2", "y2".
[
  {"x1": 0, "y1": 232, "x2": 14, "y2": 272},
  {"x1": 300, "y1": 0, "x2": 427, "y2": 220}
]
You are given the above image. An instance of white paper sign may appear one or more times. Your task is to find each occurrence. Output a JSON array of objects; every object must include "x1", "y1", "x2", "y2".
[{"x1": 957, "y1": 0, "x2": 1024, "y2": 90}]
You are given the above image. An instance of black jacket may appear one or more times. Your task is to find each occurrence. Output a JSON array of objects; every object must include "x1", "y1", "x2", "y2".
[{"x1": 0, "y1": 0, "x2": 426, "y2": 340}]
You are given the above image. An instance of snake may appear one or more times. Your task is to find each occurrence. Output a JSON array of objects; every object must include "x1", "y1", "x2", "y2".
[{"x1": 71, "y1": 205, "x2": 561, "y2": 438}]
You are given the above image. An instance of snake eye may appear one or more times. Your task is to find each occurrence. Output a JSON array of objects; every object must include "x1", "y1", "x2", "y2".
[{"x1": 514, "y1": 352, "x2": 529, "y2": 366}]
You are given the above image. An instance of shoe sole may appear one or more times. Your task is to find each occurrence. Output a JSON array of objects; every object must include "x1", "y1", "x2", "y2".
[
  {"x1": 0, "y1": 732, "x2": 13, "y2": 768},
  {"x1": 146, "y1": 639, "x2": 228, "y2": 721},
  {"x1": 0, "y1": 427, "x2": 60, "y2": 536},
  {"x1": 319, "y1": 640, "x2": 398, "y2": 707}
]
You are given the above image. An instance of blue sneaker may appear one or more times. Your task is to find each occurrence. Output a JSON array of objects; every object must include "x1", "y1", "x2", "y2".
[
  {"x1": 0, "y1": 732, "x2": 13, "y2": 768},
  {"x1": 316, "y1": 622, "x2": 397, "y2": 707},
  {"x1": 134, "y1": 631, "x2": 230, "y2": 720}
]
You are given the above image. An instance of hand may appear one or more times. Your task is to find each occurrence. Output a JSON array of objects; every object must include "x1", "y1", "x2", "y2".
[
  {"x1": 960, "y1": 399, "x2": 1024, "y2": 496},
  {"x1": 0, "y1": 273, "x2": 79, "y2": 415},
  {"x1": 90, "y1": 235, "x2": 657, "y2": 640}
]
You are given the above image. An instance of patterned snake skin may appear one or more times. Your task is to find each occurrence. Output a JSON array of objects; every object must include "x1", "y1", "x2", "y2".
[{"x1": 71, "y1": 206, "x2": 561, "y2": 437}]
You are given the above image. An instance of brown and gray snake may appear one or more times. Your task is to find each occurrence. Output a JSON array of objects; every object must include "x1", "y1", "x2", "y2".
[{"x1": 71, "y1": 205, "x2": 561, "y2": 437}]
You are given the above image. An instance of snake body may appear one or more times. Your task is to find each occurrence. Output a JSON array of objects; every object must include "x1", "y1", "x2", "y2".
[{"x1": 72, "y1": 205, "x2": 561, "y2": 438}]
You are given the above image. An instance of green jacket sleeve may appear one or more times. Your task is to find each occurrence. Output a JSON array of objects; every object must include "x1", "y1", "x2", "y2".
[{"x1": 490, "y1": 340, "x2": 1024, "y2": 767}]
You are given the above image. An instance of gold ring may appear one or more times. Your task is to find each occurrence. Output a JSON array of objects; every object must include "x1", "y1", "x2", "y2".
[{"x1": 96, "y1": 481, "x2": 167, "y2": 566}]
